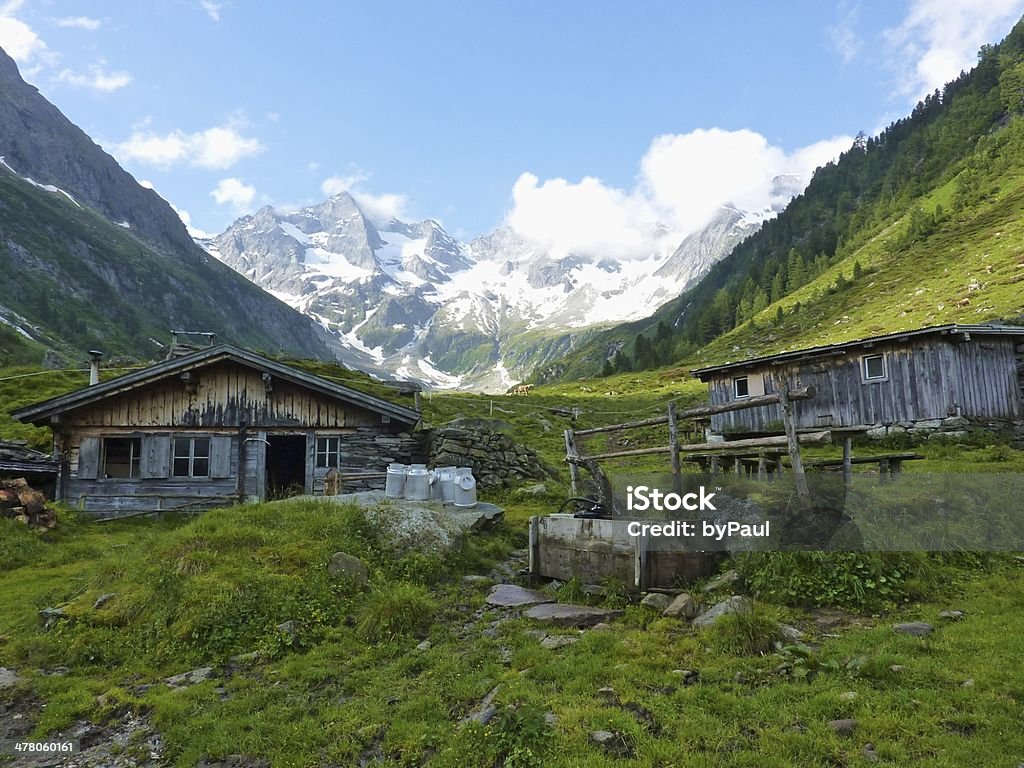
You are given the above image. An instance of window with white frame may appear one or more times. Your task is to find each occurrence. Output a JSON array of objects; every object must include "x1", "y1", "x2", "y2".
[
  {"x1": 172, "y1": 437, "x2": 210, "y2": 477},
  {"x1": 862, "y1": 354, "x2": 886, "y2": 381},
  {"x1": 733, "y1": 376, "x2": 750, "y2": 398},
  {"x1": 316, "y1": 436, "x2": 341, "y2": 469}
]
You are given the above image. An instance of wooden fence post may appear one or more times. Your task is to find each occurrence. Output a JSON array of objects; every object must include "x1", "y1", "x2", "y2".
[
  {"x1": 777, "y1": 384, "x2": 809, "y2": 501},
  {"x1": 667, "y1": 402, "x2": 682, "y2": 493},
  {"x1": 528, "y1": 516, "x2": 540, "y2": 578},
  {"x1": 842, "y1": 437, "x2": 853, "y2": 487},
  {"x1": 564, "y1": 429, "x2": 581, "y2": 496}
]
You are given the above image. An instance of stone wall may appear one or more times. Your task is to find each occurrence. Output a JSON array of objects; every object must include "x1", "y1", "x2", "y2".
[
  {"x1": 865, "y1": 416, "x2": 1024, "y2": 443},
  {"x1": 335, "y1": 428, "x2": 429, "y2": 492},
  {"x1": 429, "y1": 420, "x2": 555, "y2": 488}
]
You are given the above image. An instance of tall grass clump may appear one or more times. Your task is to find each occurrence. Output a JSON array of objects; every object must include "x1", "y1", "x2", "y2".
[
  {"x1": 700, "y1": 601, "x2": 781, "y2": 655},
  {"x1": 356, "y1": 581, "x2": 437, "y2": 642}
]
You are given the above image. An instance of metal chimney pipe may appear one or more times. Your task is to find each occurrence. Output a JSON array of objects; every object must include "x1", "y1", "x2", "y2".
[{"x1": 88, "y1": 350, "x2": 104, "y2": 386}]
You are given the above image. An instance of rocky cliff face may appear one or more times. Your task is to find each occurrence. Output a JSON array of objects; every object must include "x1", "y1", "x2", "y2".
[{"x1": 0, "y1": 45, "x2": 331, "y2": 364}]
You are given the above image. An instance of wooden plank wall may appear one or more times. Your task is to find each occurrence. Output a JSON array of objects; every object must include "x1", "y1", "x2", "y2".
[
  {"x1": 65, "y1": 427, "x2": 240, "y2": 515},
  {"x1": 68, "y1": 361, "x2": 383, "y2": 429},
  {"x1": 709, "y1": 337, "x2": 1021, "y2": 433}
]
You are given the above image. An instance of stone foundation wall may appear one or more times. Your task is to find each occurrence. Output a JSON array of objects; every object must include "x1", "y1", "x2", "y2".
[
  {"x1": 429, "y1": 422, "x2": 555, "y2": 488},
  {"x1": 864, "y1": 416, "x2": 1024, "y2": 442}
]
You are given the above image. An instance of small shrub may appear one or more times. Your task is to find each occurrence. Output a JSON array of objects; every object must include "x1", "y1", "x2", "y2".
[
  {"x1": 490, "y1": 704, "x2": 550, "y2": 767},
  {"x1": 356, "y1": 582, "x2": 436, "y2": 642},
  {"x1": 735, "y1": 551, "x2": 961, "y2": 612},
  {"x1": 985, "y1": 444, "x2": 1013, "y2": 462},
  {"x1": 701, "y1": 602, "x2": 780, "y2": 655}
]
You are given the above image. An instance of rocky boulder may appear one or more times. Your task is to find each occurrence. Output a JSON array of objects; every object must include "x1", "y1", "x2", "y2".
[
  {"x1": 327, "y1": 552, "x2": 369, "y2": 586},
  {"x1": 692, "y1": 596, "x2": 752, "y2": 628}
]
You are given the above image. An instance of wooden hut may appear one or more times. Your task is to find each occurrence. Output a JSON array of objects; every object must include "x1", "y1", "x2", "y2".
[
  {"x1": 11, "y1": 345, "x2": 422, "y2": 516},
  {"x1": 691, "y1": 324, "x2": 1024, "y2": 438}
]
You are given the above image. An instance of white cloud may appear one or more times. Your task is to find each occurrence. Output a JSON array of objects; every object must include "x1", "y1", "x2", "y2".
[
  {"x1": 885, "y1": 0, "x2": 1024, "y2": 101},
  {"x1": 56, "y1": 16, "x2": 100, "y2": 30},
  {"x1": 321, "y1": 173, "x2": 368, "y2": 197},
  {"x1": 321, "y1": 172, "x2": 407, "y2": 225},
  {"x1": 114, "y1": 123, "x2": 263, "y2": 170},
  {"x1": 828, "y1": 3, "x2": 862, "y2": 64},
  {"x1": 505, "y1": 128, "x2": 853, "y2": 260},
  {"x1": 200, "y1": 1, "x2": 222, "y2": 21},
  {"x1": 211, "y1": 177, "x2": 256, "y2": 213},
  {"x1": 56, "y1": 63, "x2": 130, "y2": 92},
  {"x1": 0, "y1": 1, "x2": 47, "y2": 64}
]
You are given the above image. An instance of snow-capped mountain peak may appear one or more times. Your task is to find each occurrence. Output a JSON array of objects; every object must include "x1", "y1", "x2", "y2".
[{"x1": 203, "y1": 191, "x2": 782, "y2": 390}]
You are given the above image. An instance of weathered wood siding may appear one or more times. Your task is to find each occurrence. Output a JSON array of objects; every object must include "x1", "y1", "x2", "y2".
[
  {"x1": 64, "y1": 427, "x2": 240, "y2": 515},
  {"x1": 52, "y1": 359, "x2": 423, "y2": 514},
  {"x1": 709, "y1": 337, "x2": 1022, "y2": 433},
  {"x1": 68, "y1": 361, "x2": 384, "y2": 429}
]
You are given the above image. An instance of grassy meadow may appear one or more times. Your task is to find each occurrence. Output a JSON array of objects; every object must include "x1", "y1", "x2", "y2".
[{"x1": 1, "y1": 363, "x2": 1024, "y2": 765}]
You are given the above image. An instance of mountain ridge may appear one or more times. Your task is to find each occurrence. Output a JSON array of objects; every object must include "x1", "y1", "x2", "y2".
[{"x1": 0, "y1": 45, "x2": 334, "y2": 367}]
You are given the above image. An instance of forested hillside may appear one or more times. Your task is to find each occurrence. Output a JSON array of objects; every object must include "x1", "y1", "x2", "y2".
[{"x1": 537, "y1": 18, "x2": 1024, "y2": 382}]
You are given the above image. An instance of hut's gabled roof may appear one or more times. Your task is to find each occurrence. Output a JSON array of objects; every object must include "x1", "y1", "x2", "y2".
[{"x1": 11, "y1": 345, "x2": 421, "y2": 427}]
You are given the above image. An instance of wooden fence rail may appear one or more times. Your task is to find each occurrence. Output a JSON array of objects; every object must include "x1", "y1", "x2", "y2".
[{"x1": 565, "y1": 385, "x2": 817, "y2": 503}]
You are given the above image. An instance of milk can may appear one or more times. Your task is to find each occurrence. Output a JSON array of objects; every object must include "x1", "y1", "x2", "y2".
[
  {"x1": 405, "y1": 464, "x2": 430, "y2": 501},
  {"x1": 428, "y1": 469, "x2": 444, "y2": 501},
  {"x1": 385, "y1": 463, "x2": 407, "y2": 499},
  {"x1": 438, "y1": 467, "x2": 457, "y2": 505},
  {"x1": 453, "y1": 467, "x2": 477, "y2": 508}
]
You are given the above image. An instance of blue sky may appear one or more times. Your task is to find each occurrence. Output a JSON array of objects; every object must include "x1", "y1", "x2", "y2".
[{"x1": 2, "y1": 0, "x2": 1023, "y2": 248}]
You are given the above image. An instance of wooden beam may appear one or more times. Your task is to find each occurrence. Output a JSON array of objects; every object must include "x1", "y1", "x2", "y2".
[
  {"x1": 564, "y1": 429, "x2": 581, "y2": 496},
  {"x1": 676, "y1": 431, "x2": 832, "y2": 453},
  {"x1": 570, "y1": 446, "x2": 672, "y2": 461},
  {"x1": 675, "y1": 386, "x2": 814, "y2": 420},
  {"x1": 667, "y1": 402, "x2": 681, "y2": 493},
  {"x1": 574, "y1": 414, "x2": 669, "y2": 436},
  {"x1": 572, "y1": 386, "x2": 815, "y2": 437},
  {"x1": 778, "y1": 385, "x2": 809, "y2": 500}
]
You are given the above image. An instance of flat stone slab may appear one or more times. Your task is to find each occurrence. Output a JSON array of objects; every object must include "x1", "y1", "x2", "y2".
[
  {"x1": 540, "y1": 635, "x2": 579, "y2": 650},
  {"x1": 165, "y1": 666, "x2": 214, "y2": 688},
  {"x1": 486, "y1": 584, "x2": 555, "y2": 608},
  {"x1": 0, "y1": 667, "x2": 20, "y2": 689},
  {"x1": 894, "y1": 621, "x2": 933, "y2": 637},
  {"x1": 524, "y1": 603, "x2": 624, "y2": 628}
]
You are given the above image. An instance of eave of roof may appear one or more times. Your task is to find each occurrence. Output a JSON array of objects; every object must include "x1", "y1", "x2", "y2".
[
  {"x1": 11, "y1": 345, "x2": 421, "y2": 427},
  {"x1": 0, "y1": 459, "x2": 59, "y2": 474},
  {"x1": 690, "y1": 323, "x2": 1024, "y2": 379}
]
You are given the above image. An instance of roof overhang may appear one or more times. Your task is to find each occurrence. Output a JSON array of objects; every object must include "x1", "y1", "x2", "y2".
[{"x1": 11, "y1": 345, "x2": 421, "y2": 427}]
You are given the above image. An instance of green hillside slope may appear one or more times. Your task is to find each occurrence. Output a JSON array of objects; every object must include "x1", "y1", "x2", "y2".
[{"x1": 0, "y1": 165, "x2": 330, "y2": 367}]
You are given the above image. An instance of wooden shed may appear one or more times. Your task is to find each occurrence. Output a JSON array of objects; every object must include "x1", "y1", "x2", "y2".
[
  {"x1": 11, "y1": 345, "x2": 422, "y2": 516},
  {"x1": 691, "y1": 324, "x2": 1024, "y2": 438}
]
